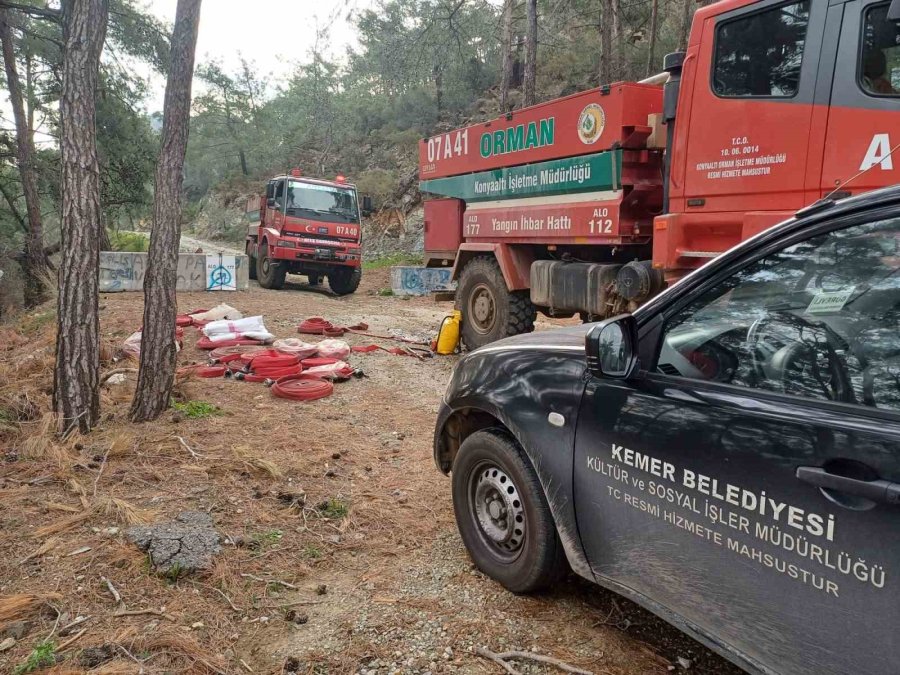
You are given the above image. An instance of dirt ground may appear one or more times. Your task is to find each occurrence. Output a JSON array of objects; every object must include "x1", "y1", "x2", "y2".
[{"x1": 0, "y1": 267, "x2": 741, "y2": 675}]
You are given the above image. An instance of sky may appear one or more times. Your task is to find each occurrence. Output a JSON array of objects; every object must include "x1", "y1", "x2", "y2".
[
  {"x1": 142, "y1": 0, "x2": 371, "y2": 110},
  {"x1": 0, "y1": 0, "x2": 373, "y2": 142}
]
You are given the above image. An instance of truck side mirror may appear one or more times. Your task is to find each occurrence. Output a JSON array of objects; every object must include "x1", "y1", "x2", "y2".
[
  {"x1": 890, "y1": 0, "x2": 900, "y2": 21},
  {"x1": 585, "y1": 314, "x2": 640, "y2": 379},
  {"x1": 266, "y1": 197, "x2": 277, "y2": 208},
  {"x1": 361, "y1": 195, "x2": 374, "y2": 217}
]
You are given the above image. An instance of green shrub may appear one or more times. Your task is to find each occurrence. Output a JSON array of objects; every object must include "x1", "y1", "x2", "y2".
[
  {"x1": 172, "y1": 401, "x2": 222, "y2": 419},
  {"x1": 108, "y1": 230, "x2": 149, "y2": 252},
  {"x1": 14, "y1": 641, "x2": 56, "y2": 674}
]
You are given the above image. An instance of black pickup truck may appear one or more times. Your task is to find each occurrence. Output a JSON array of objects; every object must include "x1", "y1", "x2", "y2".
[{"x1": 434, "y1": 185, "x2": 900, "y2": 675}]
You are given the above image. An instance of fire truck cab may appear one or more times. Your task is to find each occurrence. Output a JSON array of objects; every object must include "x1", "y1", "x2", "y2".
[{"x1": 246, "y1": 170, "x2": 371, "y2": 295}]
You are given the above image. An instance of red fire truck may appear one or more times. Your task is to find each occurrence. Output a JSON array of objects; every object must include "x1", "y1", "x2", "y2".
[
  {"x1": 245, "y1": 169, "x2": 371, "y2": 295},
  {"x1": 421, "y1": 0, "x2": 900, "y2": 349}
]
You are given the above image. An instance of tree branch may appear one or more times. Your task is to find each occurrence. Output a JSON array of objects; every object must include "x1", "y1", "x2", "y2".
[{"x1": 0, "y1": 1, "x2": 60, "y2": 21}]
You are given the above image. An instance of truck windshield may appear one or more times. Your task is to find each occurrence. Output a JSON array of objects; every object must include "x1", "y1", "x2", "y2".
[{"x1": 285, "y1": 180, "x2": 359, "y2": 224}]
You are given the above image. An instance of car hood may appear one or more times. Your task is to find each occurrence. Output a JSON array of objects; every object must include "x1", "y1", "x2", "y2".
[{"x1": 470, "y1": 324, "x2": 590, "y2": 356}]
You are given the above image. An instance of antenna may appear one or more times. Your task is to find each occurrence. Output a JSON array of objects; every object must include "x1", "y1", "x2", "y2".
[{"x1": 824, "y1": 142, "x2": 900, "y2": 200}]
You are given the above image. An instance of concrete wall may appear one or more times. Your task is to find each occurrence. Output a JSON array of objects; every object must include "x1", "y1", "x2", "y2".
[
  {"x1": 100, "y1": 252, "x2": 250, "y2": 292},
  {"x1": 390, "y1": 266, "x2": 456, "y2": 296}
]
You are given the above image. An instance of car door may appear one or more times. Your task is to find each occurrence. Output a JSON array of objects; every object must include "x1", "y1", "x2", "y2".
[
  {"x1": 680, "y1": 0, "x2": 823, "y2": 214},
  {"x1": 573, "y1": 207, "x2": 900, "y2": 675},
  {"x1": 821, "y1": 0, "x2": 900, "y2": 196},
  {"x1": 265, "y1": 179, "x2": 285, "y2": 231}
]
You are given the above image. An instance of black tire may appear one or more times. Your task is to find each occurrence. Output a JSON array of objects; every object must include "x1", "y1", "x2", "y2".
[
  {"x1": 247, "y1": 244, "x2": 258, "y2": 281},
  {"x1": 328, "y1": 267, "x2": 362, "y2": 296},
  {"x1": 257, "y1": 241, "x2": 286, "y2": 289},
  {"x1": 457, "y1": 256, "x2": 536, "y2": 350},
  {"x1": 451, "y1": 429, "x2": 567, "y2": 593},
  {"x1": 307, "y1": 273, "x2": 322, "y2": 286}
]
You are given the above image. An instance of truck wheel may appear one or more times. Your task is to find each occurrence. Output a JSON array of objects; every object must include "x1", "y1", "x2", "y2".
[
  {"x1": 248, "y1": 244, "x2": 258, "y2": 281},
  {"x1": 257, "y1": 242, "x2": 286, "y2": 289},
  {"x1": 457, "y1": 256, "x2": 535, "y2": 350},
  {"x1": 328, "y1": 267, "x2": 362, "y2": 296},
  {"x1": 452, "y1": 429, "x2": 567, "y2": 593}
]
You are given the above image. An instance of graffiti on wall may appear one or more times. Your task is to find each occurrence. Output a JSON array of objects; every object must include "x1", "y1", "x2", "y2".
[
  {"x1": 99, "y1": 253, "x2": 248, "y2": 292},
  {"x1": 390, "y1": 266, "x2": 456, "y2": 296}
]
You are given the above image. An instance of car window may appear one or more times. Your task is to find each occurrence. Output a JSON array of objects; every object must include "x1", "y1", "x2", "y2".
[
  {"x1": 860, "y1": 3, "x2": 900, "y2": 97},
  {"x1": 713, "y1": 0, "x2": 810, "y2": 97},
  {"x1": 657, "y1": 217, "x2": 900, "y2": 412}
]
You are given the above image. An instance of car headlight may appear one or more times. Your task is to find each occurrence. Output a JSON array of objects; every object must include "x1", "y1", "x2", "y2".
[{"x1": 279, "y1": 240, "x2": 296, "y2": 248}]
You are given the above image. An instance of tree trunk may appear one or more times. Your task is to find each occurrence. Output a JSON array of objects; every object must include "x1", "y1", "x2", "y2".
[
  {"x1": 0, "y1": 9, "x2": 50, "y2": 307},
  {"x1": 238, "y1": 147, "x2": 248, "y2": 176},
  {"x1": 645, "y1": 0, "x2": 659, "y2": 77},
  {"x1": 610, "y1": 0, "x2": 621, "y2": 80},
  {"x1": 99, "y1": 211, "x2": 112, "y2": 250},
  {"x1": 523, "y1": 0, "x2": 536, "y2": 107},
  {"x1": 599, "y1": 0, "x2": 612, "y2": 84},
  {"x1": 499, "y1": 0, "x2": 514, "y2": 112},
  {"x1": 54, "y1": 0, "x2": 109, "y2": 435},
  {"x1": 679, "y1": 0, "x2": 694, "y2": 51},
  {"x1": 433, "y1": 63, "x2": 443, "y2": 115},
  {"x1": 130, "y1": 0, "x2": 202, "y2": 423}
]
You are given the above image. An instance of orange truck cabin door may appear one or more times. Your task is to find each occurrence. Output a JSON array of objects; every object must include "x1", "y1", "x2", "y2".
[
  {"x1": 681, "y1": 0, "x2": 825, "y2": 215},
  {"x1": 820, "y1": 0, "x2": 900, "y2": 196}
]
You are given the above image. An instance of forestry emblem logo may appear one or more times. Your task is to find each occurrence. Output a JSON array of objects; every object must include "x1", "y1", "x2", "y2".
[{"x1": 578, "y1": 103, "x2": 606, "y2": 145}]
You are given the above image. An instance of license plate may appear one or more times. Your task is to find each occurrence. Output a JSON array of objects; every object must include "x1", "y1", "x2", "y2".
[{"x1": 315, "y1": 248, "x2": 334, "y2": 260}]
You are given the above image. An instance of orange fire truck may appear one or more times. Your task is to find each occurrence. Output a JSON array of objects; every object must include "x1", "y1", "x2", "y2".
[
  {"x1": 420, "y1": 0, "x2": 900, "y2": 348},
  {"x1": 245, "y1": 169, "x2": 371, "y2": 295}
]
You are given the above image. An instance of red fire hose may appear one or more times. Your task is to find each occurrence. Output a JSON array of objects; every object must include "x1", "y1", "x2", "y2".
[
  {"x1": 229, "y1": 350, "x2": 304, "y2": 382},
  {"x1": 271, "y1": 373, "x2": 334, "y2": 401},
  {"x1": 300, "y1": 356, "x2": 338, "y2": 368},
  {"x1": 297, "y1": 316, "x2": 430, "y2": 347},
  {"x1": 208, "y1": 345, "x2": 269, "y2": 362},
  {"x1": 197, "y1": 336, "x2": 267, "y2": 350}
]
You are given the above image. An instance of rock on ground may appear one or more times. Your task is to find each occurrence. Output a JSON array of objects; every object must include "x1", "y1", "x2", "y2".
[{"x1": 126, "y1": 511, "x2": 221, "y2": 575}]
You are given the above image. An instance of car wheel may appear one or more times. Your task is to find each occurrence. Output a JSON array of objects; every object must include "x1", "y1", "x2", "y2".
[{"x1": 452, "y1": 429, "x2": 567, "y2": 593}]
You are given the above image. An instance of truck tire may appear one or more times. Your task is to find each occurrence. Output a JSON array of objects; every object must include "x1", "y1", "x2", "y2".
[
  {"x1": 247, "y1": 244, "x2": 258, "y2": 281},
  {"x1": 328, "y1": 267, "x2": 362, "y2": 296},
  {"x1": 257, "y1": 241, "x2": 286, "y2": 289},
  {"x1": 452, "y1": 429, "x2": 567, "y2": 593},
  {"x1": 457, "y1": 256, "x2": 535, "y2": 350}
]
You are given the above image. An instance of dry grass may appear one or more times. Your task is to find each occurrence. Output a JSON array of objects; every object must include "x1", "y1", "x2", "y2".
[
  {"x1": 32, "y1": 510, "x2": 95, "y2": 538},
  {"x1": 96, "y1": 496, "x2": 155, "y2": 526},
  {"x1": 0, "y1": 289, "x2": 687, "y2": 675},
  {"x1": 233, "y1": 445, "x2": 283, "y2": 478},
  {"x1": 0, "y1": 592, "x2": 62, "y2": 628},
  {"x1": 137, "y1": 631, "x2": 228, "y2": 674}
]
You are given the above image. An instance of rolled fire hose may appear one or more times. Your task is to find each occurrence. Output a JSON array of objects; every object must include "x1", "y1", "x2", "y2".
[
  {"x1": 230, "y1": 350, "x2": 303, "y2": 382},
  {"x1": 271, "y1": 373, "x2": 334, "y2": 401},
  {"x1": 177, "y1": 364, "x2": 227, "y2": 378},
  {"x1": 197, "y1": 336, "x2": 267, "y2": 350},
  {"x1": 208, "y1": 345, "x2": 269, "y2": 362}
]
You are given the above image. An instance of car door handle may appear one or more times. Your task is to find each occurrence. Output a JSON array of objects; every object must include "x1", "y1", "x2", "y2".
[{"x1": 796, "y1": 466, "x2": 900, "y2": 505}]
